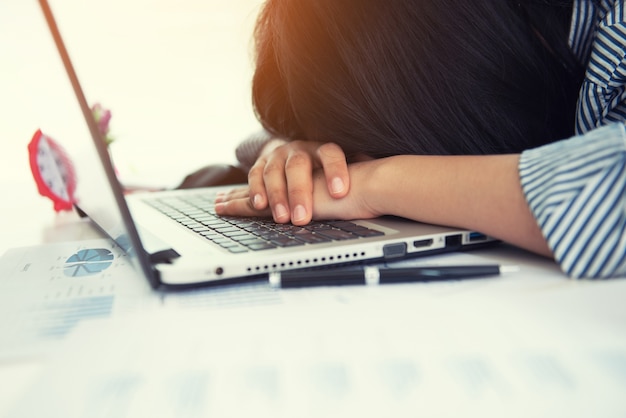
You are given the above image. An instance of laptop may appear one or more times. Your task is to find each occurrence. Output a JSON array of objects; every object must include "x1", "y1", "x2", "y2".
[{"x1": 38, "y1": 0, "x2": 496, "y2": 290}]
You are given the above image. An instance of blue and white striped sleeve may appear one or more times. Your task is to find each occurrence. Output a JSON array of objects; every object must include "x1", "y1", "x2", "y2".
[
  {"x1": 575, "y1": 7, "x2": 626, "y2": 133},
  {"x1": 519, "y1": 123, "x2": 626, "y2": 279}
]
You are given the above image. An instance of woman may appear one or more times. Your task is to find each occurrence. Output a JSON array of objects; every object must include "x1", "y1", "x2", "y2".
[{"x1": 215, "y1": 0, "x2": 626, "y2": 279}]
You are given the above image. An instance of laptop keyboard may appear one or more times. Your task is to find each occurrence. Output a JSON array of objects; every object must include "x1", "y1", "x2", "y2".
[{"x1": 144, "y1": 194, "x2": 385, "y2": 253}]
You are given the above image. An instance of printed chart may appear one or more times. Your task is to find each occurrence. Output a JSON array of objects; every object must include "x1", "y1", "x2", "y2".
[
  {"x1": 63, "y1": 248, "x2": 114, "y2": 277},
  {"x1": 0, "y1": 239, "x2": 156, "y2": 359}
]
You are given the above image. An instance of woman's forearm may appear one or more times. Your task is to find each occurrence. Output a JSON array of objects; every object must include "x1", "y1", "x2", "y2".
[{"x1": 369, "y1": 154, "x2": 552, "y2": 257}]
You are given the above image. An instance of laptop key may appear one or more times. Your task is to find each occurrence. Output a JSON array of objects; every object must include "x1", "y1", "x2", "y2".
[
  {"x1": 227, "y1": 246, "x2": 249, "y2": 253},
  {"x1": 315, "y1": 229, "x2": 359, "y2": 240},
  {"x1": 270, "y1": 237, "x2": 305, "y2": 247},
  {"x1": 245, "y1": 242, "x2": 277, "y2": 251},
  {"x1": 222, "y1": 229, "x2": 251, "y2": 238},
  {"x1": 291, "y1": 232, "x2": 332, "y2": 244},
  {"x1": 351, "y1": 228, "x2": 385, "y2": 237}
]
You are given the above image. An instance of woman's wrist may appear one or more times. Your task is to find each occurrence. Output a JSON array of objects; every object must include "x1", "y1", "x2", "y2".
[{"x1": 357, "y1": 157, "x2": 399, "y2": 217}]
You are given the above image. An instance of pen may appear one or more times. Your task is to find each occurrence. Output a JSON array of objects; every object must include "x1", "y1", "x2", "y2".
[{"x1": 269, "y1": 264, "x2": 518, "y2": 288}]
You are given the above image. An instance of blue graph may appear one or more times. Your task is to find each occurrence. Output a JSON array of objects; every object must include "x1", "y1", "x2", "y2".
[
  {"x1": 37, "y1": 295, "x2": 115, "y2": 338},
  {"x1": 64, "y1": 248, "x2": 114, "y2": 277}
]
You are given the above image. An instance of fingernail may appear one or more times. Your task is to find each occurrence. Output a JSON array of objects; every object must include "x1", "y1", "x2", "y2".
[
  {"x1": 274, "y1": 203, "x2": 288, "y2": 220},
  {"x1": 214, "y1": 202, "x2": 225, "y2": 214},
  {"x1": 253, "y1": 194, "x2": 262, "y2": 208},
  {"x1": 331, "y1": 177, "x2": 345, "y2": 195},
  {"x1": 292, "y1": 205, "x2": 307, "y2": 222}
]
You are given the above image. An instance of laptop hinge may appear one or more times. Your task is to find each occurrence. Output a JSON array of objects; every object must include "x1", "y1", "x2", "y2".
[{"x1": 149, "y1": 248, "x2": 181, "y2": 264}]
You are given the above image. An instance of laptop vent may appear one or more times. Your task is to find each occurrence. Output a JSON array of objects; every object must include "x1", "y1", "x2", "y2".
[{"x1": 245, "y1": 250, "x2": 368, "y2": 273}]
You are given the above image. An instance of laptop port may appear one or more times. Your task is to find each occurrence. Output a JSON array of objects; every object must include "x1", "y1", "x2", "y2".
[
  {"x1": 468, "y1": 232, "x2": 488, "y2": 242},
  {"x1": 413, "y1": 238, "x2": 434, "y2": 248},
  {"x1": 445, "y1": 234, "x2": 462, "y2": 248},
  {"x1": 383, "y1": 242, "x2": 407, "y2": 259}
]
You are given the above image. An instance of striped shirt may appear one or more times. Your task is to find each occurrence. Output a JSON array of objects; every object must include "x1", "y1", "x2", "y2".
[{"x1": 519, "y1": 0, "x2": 626, "y2": 278}]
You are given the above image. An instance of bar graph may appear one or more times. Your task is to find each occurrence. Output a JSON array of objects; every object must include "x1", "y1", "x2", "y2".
[{"x1": 34, "y1": 295, "x2": 115, "y2": 338}]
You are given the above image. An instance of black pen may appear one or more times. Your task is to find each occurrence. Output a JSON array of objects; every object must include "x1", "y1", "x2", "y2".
[{"x1": 268, "y1": 264, "x2": 518, "y2": 288}]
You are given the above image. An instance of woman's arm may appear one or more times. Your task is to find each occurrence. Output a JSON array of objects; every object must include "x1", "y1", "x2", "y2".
[
  {"x1": 216, "y1": 152, "x2": 551, "y2": 256},
  {"x1": 217, "y1": 125, "x2": 626, "y2": 279},
  {"x1": 362, "y1": 154, "x2": 551, "y2": 257},
  {"x1": 313, "y1": 125, "x2": 626, "y2": 279}
]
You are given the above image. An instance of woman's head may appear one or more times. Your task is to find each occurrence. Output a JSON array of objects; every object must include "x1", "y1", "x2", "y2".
[{"x1": 252, "y1": 0, "x2": 583, "y2": 159}]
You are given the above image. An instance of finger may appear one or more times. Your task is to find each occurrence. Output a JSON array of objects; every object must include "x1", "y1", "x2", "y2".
[
  {"x1": 316, "y1": 142, "x2": 350, "y2": 198},
  {"x1": 246, "y1": 160, "x2": 269, "y2": 210},
  {"x1": 285, "y1": 148, "x2": 314, "y2": 225},
  {"x1": 215, "y1": 187, "x2": 250, "y2": 203},
  {"x1": 262, "y1": 154, "x2": 292, "y2": 223},
  {"x1": 215, "y1": 197, "x2": 272, "y2": 218}
]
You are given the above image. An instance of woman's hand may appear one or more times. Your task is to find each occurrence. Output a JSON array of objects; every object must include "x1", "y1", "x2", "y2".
[
  {"x1": 215, "y1": 159, "x2": 383, "y2": 222},
  {"x1": 219, "y1": 139, "x2": 351, "y2": 224}
]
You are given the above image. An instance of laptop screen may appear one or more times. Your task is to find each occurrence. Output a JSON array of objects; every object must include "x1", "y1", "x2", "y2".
[{"x1": 38, "y1": 0, "x2": 158, "y2": 287}]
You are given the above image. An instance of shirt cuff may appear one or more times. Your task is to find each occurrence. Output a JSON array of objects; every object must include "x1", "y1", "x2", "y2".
[{"x1": 519, "y1": 123, "x2": 626, "y2": 279}]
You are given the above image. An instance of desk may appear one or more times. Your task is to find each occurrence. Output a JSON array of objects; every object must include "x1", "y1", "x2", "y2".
[
  {"x1": 2, "y1": 209, "x2": 626, "y2": 417},
  {"x1": 2, "y1": 1, "x2": 625, "y2": 416},
  {"x1": 2, "y1": 224, "x2": 626, "y2": 417}
]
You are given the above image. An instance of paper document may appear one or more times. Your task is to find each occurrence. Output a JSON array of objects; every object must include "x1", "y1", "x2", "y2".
[
  {"x1": 0, "y1": 240, "x2": 573, "y2": 362},
  {"x1": 0, "y1": 239, "x2": 158, "y2": 359}
]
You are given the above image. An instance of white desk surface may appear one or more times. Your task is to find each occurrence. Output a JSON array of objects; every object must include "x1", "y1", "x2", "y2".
[{"x1": 1, "y1": 1, "x2": 625, "y2": 416}]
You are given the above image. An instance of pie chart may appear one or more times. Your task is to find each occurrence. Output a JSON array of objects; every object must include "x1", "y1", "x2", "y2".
[{"x1": 64, "y1": 248, "x2": 114, "y2": 277}]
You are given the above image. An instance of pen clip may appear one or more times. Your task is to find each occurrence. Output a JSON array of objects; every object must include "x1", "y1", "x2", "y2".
[
  {"x1": 364, "y1": 266, "x2": 380, "y2": 285},
  {"x1": 268, "y1": 272, "x2": 281, "y2": 288}
]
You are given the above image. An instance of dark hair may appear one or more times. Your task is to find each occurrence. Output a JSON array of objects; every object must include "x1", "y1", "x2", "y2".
[{"x1": 252, "y1": 0, "x2": 584, "y2": 159}]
